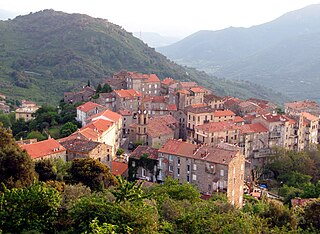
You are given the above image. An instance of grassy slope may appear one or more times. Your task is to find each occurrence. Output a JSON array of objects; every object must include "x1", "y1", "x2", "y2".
[{"x1": 0, "y1": 10, "x2": 287, "y2": 105}]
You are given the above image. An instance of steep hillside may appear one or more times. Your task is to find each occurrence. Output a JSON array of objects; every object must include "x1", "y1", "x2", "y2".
[
  {"x1": 0, "y1": 10, "x2": 286, "y2": 104},
  {"x1": 159, "y1": 4, "x2": 320, "y2": 101}
]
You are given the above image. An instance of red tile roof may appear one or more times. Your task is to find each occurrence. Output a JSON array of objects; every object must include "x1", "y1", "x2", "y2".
[
  {"x1": 159, "y1": 139, "x2": 239, "y2": 165},
  {"x1": 196, "y1": 121, "x2": 239, "y2": 133},
  {"x1": 142, "y1": 95, "x2": 166, "y2": 103},
  {"x1": 112, "y1": 161, "x2": 128, "y2": 176},
  {"x1": 148, "y1": 115, "x2": 177, "y2": 138},
  {"x1": 168, "y1": 104, "x2": 177, "y2": 111},
  {"x1": 20, "y1": 139, "x2": 66, "y2": 159},
  {"x1": 146, "y1": 74, "x2": 160, "y2": 83},
  {"x1": 214, "y1": 110, "x2": 235, "y2": 117},
  {"x1": 301, "y1": 112, "x2": 319, "y2": 122},
  {"x1": 130, "y1": 145, "x2": 159, "y2": 160},
  {"x1": 114, "y1": 89, "x2": 142, "y2": 99},
  {"x1": 118, "y1": 109, "x2": 132, "y2": 116},
  {"x1": 239, "y1": 123, "x2": 268, "y2": 134},
  {"x1": 190, "y1": 87, "x2": 205, "y2": 93},
  {"x1": 161, "y1": 77, "x2": 176, "y2": 85},
  {"x1": 177, "y1": 89, "x2": 190, "y2": 95},
  {"x1": 261, "y1": 113, "x2": 290, "y2": 123},
  {"x1": 75, "y1": 119, "x2": 114, "y2": 141},
  {"x1": 76, "y1": 101, "x2": 105, "y2": 113},
  {"x1": 234, "y1": 116, "x2": 245, "y2": 123},
  {"x1": 87, "y1": 109, "x2": 122, "y2": 123}
]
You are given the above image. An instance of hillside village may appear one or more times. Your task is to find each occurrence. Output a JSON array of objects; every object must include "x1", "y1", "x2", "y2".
[{"x1": 8, "y1": 70, "x2": 320, "y2": 208}]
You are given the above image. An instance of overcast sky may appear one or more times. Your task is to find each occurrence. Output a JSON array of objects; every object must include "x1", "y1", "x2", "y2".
[{"x1": 1, "y1": 0, "x2": 320, "y2": 38}]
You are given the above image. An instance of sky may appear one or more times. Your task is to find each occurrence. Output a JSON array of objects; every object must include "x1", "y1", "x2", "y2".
[{"x1": 1, "y1": 0, "x2": 320, "y2": 38}]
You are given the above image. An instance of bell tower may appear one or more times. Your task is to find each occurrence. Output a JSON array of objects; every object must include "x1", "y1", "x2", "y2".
[{"x1": 136, "y1": 104, "x2": 148, "y2": 144}]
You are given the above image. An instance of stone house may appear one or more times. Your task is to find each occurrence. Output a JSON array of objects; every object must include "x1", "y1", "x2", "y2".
[
  {"x1": 160, "y1": 77, "x2": 176, "y2": 95},
  {"x1": 204, "y1": 94, "x2": 224, "y2": 110},
  {"x1": 285, "y1": 100, "x2": 320, "y2": 117},
  {"x1": 60, "y1": 138, "x2": 112, "y2": 169},
  {"x1": 76, "y1": 101, "x2": 106, "y2": 126},
  {"x1": 118, "y1": 109, "x2": 133, "y2": 136},
  {"x1": 113, "y1": 89, "x2": 142, "y2": 114},
  {"x1": 95, "y1": 93, "x2": 116, "y2": 111},
  {"x1": 142, "y1": 95, "x2": 177, "y2": 117},
  {"x1": 298, "y1": 112, "x2": 319, "y2": 151},
  {"x1": 15, "y1": 100, "x2": 40, "y2": 121},
  {"x1": 212, "y1": 110, "x2": 236, "y2": 122},
  {"x1": 175, "y1": 88, "x2": 205, "y2": 110},
  {"x1": 129, "y1": 146, "x2": 160, "y2": 182},
  {"x1": 126, "y1": 72, "x2": 161, "y2": 95},
  {"x1": 158, "y1": 139, "x2": 245, "y2": 207},
  {"x1": 20, "y1": 138, "x2": 66, "y2": 161},
  {"x1": 64, "y1": 86, "x2": 96, "y2": 104}
]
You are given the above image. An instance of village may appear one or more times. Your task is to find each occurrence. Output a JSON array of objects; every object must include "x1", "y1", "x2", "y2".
[{"x1": 7, "y1": 70, "x2": 320, "y2": 208}]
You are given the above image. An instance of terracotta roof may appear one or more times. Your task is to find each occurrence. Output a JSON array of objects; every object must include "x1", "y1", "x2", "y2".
[
  {"x1": 224, "y1": 97, "x2": 243, "y2": 106},
  {"x1": 130, "y1": 145, "x2": 159, "y2": 160},
  {"x1": 190, "y1": 87, "x2": 204, "y2": 93},
  {"x1": 118, "y1": 109, "x2": 132, "y2": 116},
  {"x1": 168, "y1": 104, "x2": 177, "y2": 111},
  {"x1": 112, "y1": 161, "x2": 128, "y2": 176},
  {"x1": 142, "y1": 95, "x2": 166, "y2": 103},
  {"x1": 196, "y1": 121, "x2": 239, "y2": 133},
  {"x1": 146, "y1": 74, "x2": 160, "y2": 83},
  {"x1": 148, "y1": 115, "x2": 177, "y2": 138},
  {"x1": 75, "y1": 119, "x2": 114, "y2": 141},
  {"x1": 214, "y1": 110, "x2": 235, "y2": 117},
  {"x1": 60, "y1": 139, "x2": 102, "y2": 153},
  {"x1": 161, "y1": 77, "x2": 176, "y2": 85},
  {"x1": 234, "y1": 116, "x2": 245, "y2": 123},
  {"x1": 177, "y1": 89, "x2": 190, "y2": 95},
  {"x1": 239, "y1": 123, "x2": 268, "y2": 134},
  {"x1": 159, "y1": 139, "x2": 239, "y2": 165},
  {"x1": 114, "y1": 89, "x2": 142, "y2": 99},
  {"x1": 20, "y1": 139, "x2": 66, "y2": 159},
  {"x1": 285, "y1": 100, "x2": 319, "y2": 110},
  {"x1": 87, "y1": 109, "x2": 122, "y2": 123},
  {"x1": 301, "y1": 112, "x2": 319, "y2": 122},
  {"x1": 77, "y1": 101, "x2": 105, "y2": 113},
  {"x1": 261, "y1": 113, "x2": 290, "y2": 123}
]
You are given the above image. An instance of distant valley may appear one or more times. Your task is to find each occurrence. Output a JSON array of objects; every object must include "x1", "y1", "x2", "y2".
[
  {"x1": 158, "y1": 4, "x2": 320, "y2": 102},
  {"x1": 133, "y1": 32, "x2": 179, "y2": 48}
]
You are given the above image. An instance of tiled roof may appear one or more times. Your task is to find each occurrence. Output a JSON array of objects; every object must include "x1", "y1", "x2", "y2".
[
  {"x1": 130, "y1": 145, "x2": 159, "y2": 160},
  {"x1": 112, "y1": 161, "x2": 128, "y2": 176},
  {"x1": 177, "y1": 89, "x2": 190, "y2": 95},
  {"x1": 75, "y1": 119, "x2": 114, "y2": 141},
  {"x1": 20, "y1": 139, "x2": 66, "y2": 159},
  {"x1": 87, "y1": 109, "x2": 122, "y2": 123},
  {"x1": 161, "y1": 77, "x2": 176, "y2": 85},
  {"x1": 126, "y1": 72, "x2": 160, "y2": 83},
  {"x1": 285, "y1": 100, "x2": 319, "y2": 110},
  {"x1": 301, "y1": 112, "x2": 319, "y2": 122},
  {"x1": 190, "y1": 87, "x2": 204, "y2": 93},
  {"x1": 239, "y1": 123, "x2": 268, "y2": 134},
  {"x1": 196, "y1": 121, "x2": 239, "y2": 133},
  {"x1": 77, "y1": 101, "x2": 105, "y2": 113},
  {"x1": 214, "y1": 110, "x2": 235, "y2": 117},
  {"x1": 146, "y1": 74, "x2": 160, "y2": 83},
  {"x1": 114, "y1": 89, "x2": 142, "y2": 99},
  {"x1": 148, "y1": 115, "x2": 177, "y2": 138},
  {"x1": 142, "y1": 95, "x2": 166, "y2": 103},
  {"x1": 234, "y1": 116, "x2": 245, "y2": 123},
  {"x1": 261, "y1": 113, "x2": 289, "y2": 123},
  {"x1": 60, "y1": 139, "x2": 102, "y2": 152},
  {"x1": 168, "y1": 104, "x2": 177, "y2": 111},
  {"x1": 118, "y1": 109, "x2": 132, "y2": 116},
  {"x1": 159, "y1": 139, "x2": 239, "y2": 165}
]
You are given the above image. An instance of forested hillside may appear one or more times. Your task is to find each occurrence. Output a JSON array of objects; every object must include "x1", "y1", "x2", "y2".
[{"x1": 0, "y1": 10, "x2": 286, "y2": 104}]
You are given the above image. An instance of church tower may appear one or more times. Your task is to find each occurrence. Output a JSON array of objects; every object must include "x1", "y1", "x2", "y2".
[{"x1": 136, "y1": 105, "x2": 148, "y2": 144}]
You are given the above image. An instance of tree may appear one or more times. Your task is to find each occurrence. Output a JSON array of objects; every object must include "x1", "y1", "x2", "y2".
[
  {"x1": 101, "y1": 83, "x2": 112, "y2": 93},
  {"x1": 67, "y1": 158, "x2": 117, "y2": 191},
  {"x1": 59, "y1": 122, "x2": 78, "y2": 138},
  {"x1": 96, "y1": 84, "x2": 102, "y2": 93},
  {"x1": 0, "y1": 113, "x2": 10, "y2": 128},
  {"x1": 111, "y1": 176, "x2": 149, "y2": 204},
  {"x1": 302, "y1": 198, "x2": 320, "y2": 230},
  {"x1": 27, "y1": 130, "x2": 47, "y2": 141},
  {"x1": 0, "y1": 182, "x2": 61, "y2": 233},
  {"x1": 0, "y1": 123, "x2": 37, "y2": 189},
  {"x1": 35, "y1": 159, "x2": 57, "y2": 181}
]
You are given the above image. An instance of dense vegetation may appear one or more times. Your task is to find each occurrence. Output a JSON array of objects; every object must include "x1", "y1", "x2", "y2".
[
  {"x1": 0, "y1": 10, "x2": 286, "y2": 104},
  {"x1": 159, "y1": 4, "x2": 320, "y2": 101},
  {"x1": 2, "y1": 124, "x2": 320, "y2": 233}
]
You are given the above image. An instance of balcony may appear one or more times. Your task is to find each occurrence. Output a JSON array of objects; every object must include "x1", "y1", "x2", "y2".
[{"x1": 269, "y1": 132, "x2": 281, "y2": 139}]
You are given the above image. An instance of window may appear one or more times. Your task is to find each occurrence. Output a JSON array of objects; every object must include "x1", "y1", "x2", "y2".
[
  {"x1": 169, "y1": 165, "x2": 173, "y2": 172},
  {"x1": 142, "y1": 168, "x2": 146, "y2": 177},
  {"x1": 155, "y1": 84, "x2": 157, "y2": 88},
  {"x1": 193, "y1": 164, "x2": 197, "y2": 170},
  {"x1": 187, "y1": 165, "x2": 190, "y2": 172},
  {"x1": 177, "y1": 168, "x2": 180, "y2": 176},
  {"x1": 169, "y1": 155, "x2": 174, "y2": 161},
  {"x1": 149, "y1": 84, "x2": 151, "y2": 88},
  {"x1": 187, "y1": 175, "x2": 190, "y2": 182},
  {"x1": 220, "y1": 169, "x2": 224, "y2": 177},
  {"x1": 192, "y1": 174, "x2": 197, "y2": 181},
  {"x1": 177, "y1": 157, "x2": 180, "y2": 165}
]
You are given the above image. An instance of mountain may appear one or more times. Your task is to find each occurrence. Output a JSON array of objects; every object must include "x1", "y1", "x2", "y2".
[
  {"x1": 159, "y1": 4, "x2": 320, "y2": 101},
  {"x1": 0, "y1": 10, "x2": 286, "y2": 104},
  {"x1": 133, "y1": 32, "x2": 179, "y2": 48}
]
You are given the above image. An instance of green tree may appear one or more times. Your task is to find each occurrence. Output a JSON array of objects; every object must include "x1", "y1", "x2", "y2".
[
  {"x1": 96, "y1": 84, "x2": 102, "y2": 93},
  {"x1": 67, "y1": 158, "x2": 117, "y2": 191},
  {"x1": 0, "y1": 182, "x2": 61, "y2": 233},
  {"x1": 101, "y1": 83, "x2": 112, "y2": 93},
  {"x1": 0, "y1": 113, "x2": 10, "y2": 128},
  {"x1": 302, "y1": 198, "x2": 320, "y2": 230},
  {"x1": 0, "y1": 123, "x2": 36, "y2": 189},
  {"x1": 35, "y1": 159, "x2": 57, "y2": 182},
  {"x1": 11, "y1": 118, "x2": 29, "y2": 138},
  {"x1": 59, "y1": 122, "x2": 78, "y2": 138},
  {"x1": 27, "y1": 130, "x2": 47, "y2": 141}
]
